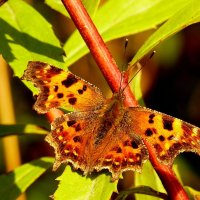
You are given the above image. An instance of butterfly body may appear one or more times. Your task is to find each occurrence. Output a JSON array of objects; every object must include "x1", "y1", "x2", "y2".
[{"x1": 23, "y1": 61, "x2": 200, "y2": 180}]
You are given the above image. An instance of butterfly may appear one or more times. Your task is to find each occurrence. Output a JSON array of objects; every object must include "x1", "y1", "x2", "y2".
[{"x1": 22, "y1": 61, "x2": 200, "y2": 181}]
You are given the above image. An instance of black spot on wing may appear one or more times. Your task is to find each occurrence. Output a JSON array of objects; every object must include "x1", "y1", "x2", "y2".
[
  {"x1": 62, "y1": 74, "x2": 78, "y2": 88},
  {"x1": 73, "y1": 135, "x2": 82, "y2": 143},
  {"x1": 53, "y1": 85, "x2": 58, "y2": 92},
  {"x1": 158, "y1": 135, "x2": 165, "y2": 142},
  {"x1": 145, "y1": 128, "x2": 153, "y2": 137},
  {"x1": 83, "y1": 85, "x2": 87, "y2": 91},
  {"x1": 162, "y1": 116, "x2": 173, "y2": 131},
  {"x1": 78, "y1": 89, "x2": 83, "y2": 94},
  {"x1": 168, "y1": 135, "x2": 174, "y2": 140},
  {"x1": 67, "y1": 120, "x2": 76, "y2": 127},
  {"x1": 148, "y1": 113, "x2": 155, "y2": 124},
  {"x1": 49, "y1": 66, "x2": 62, "y2": 75},
  {"x1": 57, "y1": 93, "x2": 64, "y2": 98},
  {"x1": 68, "y1": 97, "x2": 77, "y2": 105},
  {"x1": 75, "y1": 123, "x2": 81, "y2": 132},
  {"x1": 131, "y1": 141, "x2": 139, "y2": 149}
]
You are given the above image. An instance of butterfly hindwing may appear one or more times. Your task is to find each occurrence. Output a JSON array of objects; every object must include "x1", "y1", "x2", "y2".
[
  {"x1": 94, "y1": 124, "x2": 149, "y2": 181},
  {"x1": 129, "y1": 107, "x2": 200, "y2": 166},
  {"x1": 46, "y1": 111, "x2": 98, "y2": 173},
  {"x1": 23, "y1": 61, "x2": 106, "y2": 113},
  {"x1": 46, "y1": 99, "x2": 149, "y2": 180}
]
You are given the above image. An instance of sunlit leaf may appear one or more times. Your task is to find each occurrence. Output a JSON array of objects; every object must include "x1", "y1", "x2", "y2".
[
  {"x1": 64, "y1": 0, "x2": 189, "y2": 67},
  {"x1": 54, "y1": 166, "x2": 117, "y2": 200},
  {"x1": 130, "y1": 0, "x2": 200, "y2": 65},
  {"x1": 134, "y1": 161, "x2": 166, "y2": 200},
  {"x1": 0, "y1": 0, "x2": 65, "y2": 79},
  {"x1": 0, "y1": 157, "x2": 53, "y2": 200},
  {"x1": 45, "y1": 0, "x2": 100, "y2": 18}
]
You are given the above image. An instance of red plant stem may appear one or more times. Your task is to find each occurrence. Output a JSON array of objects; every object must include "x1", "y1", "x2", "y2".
[
  {"x1": 61, "y1": 0, "x2": 137, "y2": 107},
  {"x1": 144, "y1": 141, "x2": 188, "y2": 200},
  {"x1": 48, "y1": 0, "x2": 189, "y2": 199}
]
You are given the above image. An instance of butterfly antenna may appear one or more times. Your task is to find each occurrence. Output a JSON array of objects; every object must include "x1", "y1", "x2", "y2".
[
  {"x1": 122, "y1": 50, "x2": 156, "y2": 93},
  {"x1": 119, "y1": 38, "x2": 129, "y2": 95}
]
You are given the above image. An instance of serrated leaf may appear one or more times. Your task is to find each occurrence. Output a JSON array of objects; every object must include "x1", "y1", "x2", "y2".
[
  {"x1": 130, "y1": 0, "x2": 200, "y2": 65},
  {"x1": 64, "y1": 0, "x2": 189, "y2": 67},
  {"x1": 0, "y1": 157, "x2": 53, "y2": 200},
  {"x1": 54, "y1": 166, "x2": 117, "y2": 200},
  {"x1": 134, "y1": 161, "x2": 166, "y2": 200},
  {"x1": 0, "y1": 0, "x2": 65, "y2": 79},
  {"x1": 45, "y1": 0, "x2": 100, "y2": 18},
  {"x1": 0, "y1": 124, "x2": 49, "y2": 137}
]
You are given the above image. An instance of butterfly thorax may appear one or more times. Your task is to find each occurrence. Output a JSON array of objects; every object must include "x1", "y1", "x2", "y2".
[
  {"x1": 93, "y1": 93, "x2": 127, "y2": 146},
  {"x1": 97, "y1": 92, "x2": 126, "y2": 118}
]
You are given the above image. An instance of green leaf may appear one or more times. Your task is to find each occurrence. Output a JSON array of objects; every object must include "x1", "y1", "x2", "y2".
[
  {"x1": 45, "y1": 0, "x2": 100, "y2": 18},
  {"x1": 129, "y1": 64, "x2": 145, "y2": 106},
  {"x1": 117, "y1": 186, "x2": 168, "y2": 200},
  {"x1": 64, "y1": 0, "x2": 189, "y2": 66},
  {"x1": 0, "y1": 157, "x2": 53, "y2": 200},
  {"x1": 185, "y1": 186, "x2": 200, "y2": 200},
  {"x1": 134, "y1": 161, "x2": 166, "y2": 200},
  {"x1": 0, "y1": 124, "x2": 49, "y2": 137},
  {"x1": 54, "y1": 166, "x2": 117, "y2": 200},
  {"x1": 130, "y1": 0, "x2": 200, "y2": 66},
  {"x1": 83, "y1": 0, "x2": 100, "y2": 18},
  {"x1": 45, "y1": 0, "x2": 68, "y2": 17},
  {"x1": 0, "y1": 0, "x2": 65, "y2": 79}
]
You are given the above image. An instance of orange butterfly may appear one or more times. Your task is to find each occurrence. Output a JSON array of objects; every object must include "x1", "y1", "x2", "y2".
[{"x1": 23, "y1": 61, "x2": 200, "y2": 180}]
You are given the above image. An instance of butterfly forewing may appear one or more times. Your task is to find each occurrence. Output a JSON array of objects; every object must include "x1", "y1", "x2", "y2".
[
  {"x1": 23, "y1": 61, "x2": 106, "y2": 113},
  {"x1": 129, "y1": 107, "x2": 200, "y2": 166}
]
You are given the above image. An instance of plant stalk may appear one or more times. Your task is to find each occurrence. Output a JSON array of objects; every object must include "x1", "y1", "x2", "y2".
[
  {"x1": 61, "y1": 0, "x2": 138, "y2": 107},
  {"x1": 0, "y1": 56, "x2": 26, "y2": 200}
]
